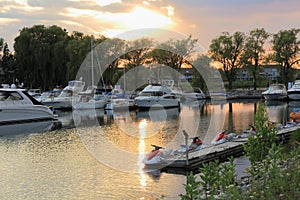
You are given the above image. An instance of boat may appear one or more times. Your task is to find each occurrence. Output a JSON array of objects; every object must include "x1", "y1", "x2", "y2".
[
  {"x1": 28, "y1": 88, "x2": 42, "y2": 99},
  {"x1": 73, "y1": 96, "x2": 106, "y2": 110},
  {"x1": 0, "y1": 88, "x2": 55, "y2": 125},
  {"x1": 134, "y1": 83, "x2": 181, "y2": 109},
  {"x1": 176, "y1": 136, "x2": 205, "y2": 153},
  {"x1": 209, "y1": 91, "x2": 228, "y2": 100},
  {"x1": 42, "y1": 79, "x2": 85, "y2": 110},
  {"x1": 161, "y1": 79, "x2": 183, "y2": 99},
  {"x1": 142, "y1": 145, "x2": 175, "y2": 168},
  {"x1": 287, "y1": 80, "x2": 300, "y2": 100},
  {"x1": 261, "y1": 84, "x2": 287, "y2": 100},
  {"x1": 289, "y1": 109, "x2": 300, "y2": 122},
  {"x1": 182, "y1": 87, "x2": 206, "y2": 101},
  {"x1": 105, "y1": 85, "x2": 130, "y2": 110},
  {"x1": 211, "y1": 131, "x2": 236, "y2": 145},
  {"x1": 73, "y1": 86, "x2": 106, "y2": 110},
  {"x1": 37, "y1": 89, "x2": 61, "y2": 103}
]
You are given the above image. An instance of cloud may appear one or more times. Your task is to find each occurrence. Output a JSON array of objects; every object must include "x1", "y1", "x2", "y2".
[{"x1": 0, "y1": 0, "x2": 299, "y2": 51}]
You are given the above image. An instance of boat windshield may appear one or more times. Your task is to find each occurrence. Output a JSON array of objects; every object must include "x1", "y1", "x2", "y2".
[
  {"x1": 270, "y1": 85, "x2": 284, "y2": 91},
  {"x1": 60, "y1": 90, "x2": 73, "y2": 97},
  {"x1": 68, "y1": 81, "x2": 84, "y2": 87},
  {"x1": 0, "y1": 91, "x2": 23, "y2": 101},
  {"x1": 293, "y1": 84, "x2": 300, "y2": 89},
  {"x1": 139, "y1": 91, "x2": 164, "y2": 96}
]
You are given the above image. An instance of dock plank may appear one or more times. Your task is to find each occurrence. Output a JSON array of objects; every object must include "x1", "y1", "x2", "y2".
[{"x1": 162, "y1": 127, "x2": 299, "y2": 173}]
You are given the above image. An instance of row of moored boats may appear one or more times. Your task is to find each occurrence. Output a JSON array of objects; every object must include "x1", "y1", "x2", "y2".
[
  {"x1": 0, "y1": 79, "x2": 206, "y2": 125},
  {"x1": 262, "y1": 81, "x2": 300, "y2": 101}
]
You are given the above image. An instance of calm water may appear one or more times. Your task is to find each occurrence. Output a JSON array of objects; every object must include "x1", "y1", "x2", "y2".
[{"x1": 0, "y1": 99, "x2": 296, "y2": 199}]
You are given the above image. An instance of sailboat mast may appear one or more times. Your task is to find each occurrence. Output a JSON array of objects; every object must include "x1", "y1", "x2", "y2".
[{"x1": 91, "y1": 36, "x2": 94, "y2": 87}]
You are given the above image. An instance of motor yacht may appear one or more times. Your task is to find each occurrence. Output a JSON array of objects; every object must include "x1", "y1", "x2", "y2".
[
  {"x1": 73, "y1": 93, "x2": 106, "y2": 110},
  {"x1": 182, "y1": 87, "x2": 206, "y2": 101},
  {"x1": 287, "y1": 80, "x2": 300, "y2": 100},
  {"x1": 42, "y1": 79, "x2": 85, "y2": 110},
  {"x1": 0, "y1": 88, "x2": 54, "y2": 125},
  {"x1": 37, "y1": 89, "x2": 61, "y2": 103},
  {"x1": 134, "y1": 84, "x2": 180, "y2": 109},
  {"x1": 261, "y1": 84, "x2": 288, "y2": 100}
]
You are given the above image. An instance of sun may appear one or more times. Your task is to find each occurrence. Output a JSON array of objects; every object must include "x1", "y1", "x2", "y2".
[
  {"x1": 62, "y1": 4, "x2": 175, "y2": 38},
  {"x1": 102, "y1": 5, "x2": 175, "y2": 37}
]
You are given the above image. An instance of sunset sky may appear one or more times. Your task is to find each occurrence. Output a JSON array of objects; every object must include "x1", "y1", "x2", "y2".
[{"x1": 0, "y1": 0, "x2": 299, "y2": 51}]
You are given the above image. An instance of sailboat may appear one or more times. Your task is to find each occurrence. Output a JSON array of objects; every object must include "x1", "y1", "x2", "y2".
[{"x1": 73, "y1": 37, "x2": 106, "y2": 110}]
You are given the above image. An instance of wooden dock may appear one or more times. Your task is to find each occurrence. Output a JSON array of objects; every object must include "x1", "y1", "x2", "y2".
[{"x1": 161, "y1": 126, "x2": 299, "y2": 174}]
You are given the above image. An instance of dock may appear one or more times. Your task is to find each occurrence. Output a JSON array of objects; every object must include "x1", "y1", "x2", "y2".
[{"x1": 161, "y1": 126, "x2": 299, "y2": 174}]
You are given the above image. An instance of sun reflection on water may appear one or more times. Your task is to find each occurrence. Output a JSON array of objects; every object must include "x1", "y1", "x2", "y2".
[{"x1": 138, "y1": 119, "x2": 147, "y2": 187}]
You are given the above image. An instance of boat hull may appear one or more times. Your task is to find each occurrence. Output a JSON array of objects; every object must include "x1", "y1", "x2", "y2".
[
  {"x1": 0, "y1": 105, "x2": 54, "y2": 125},
  {"x1": 287, "y1": 91, "x2": 300, "y2": 100},
  {"x1": 262, "y1": 94, "x2": 287, "y2": 100},
  {"x1": 135, "y1": 98, "x2": 180, "y2": 109}
]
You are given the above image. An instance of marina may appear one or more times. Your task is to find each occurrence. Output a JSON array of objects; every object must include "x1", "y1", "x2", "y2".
[{"x1": 1, "y1": 98, "x2": 299, "y2": 199}]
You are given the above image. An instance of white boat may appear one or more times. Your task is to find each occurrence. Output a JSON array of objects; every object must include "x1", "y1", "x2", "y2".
[
  {"x1": 209, "y1": 91, "x2": 228, "y2": 100},
  {"x1": 142, "y1": 145, "x2": 175, "y2": 168},
  {"x1": 182, "y1": 87, "x2": 206, "y2": 100},
  {"x1": 37, "y1": 89, "x2": 61, "y2": 103},
  {"x1": 42, "y1": 79, "x2": 85, "y2": 110},
  {"x1": 105, "y1": 85, "x2": 130, "y2": 110},
  {"x1": 261, "y1": 84, "x2": 288, "y2": 100},
  {"x1": 135, "y1": 84, "x2": 181, "y2": 109},
  {"x1": 288, "y1": 80, "x2": 300, "y2": 100},
  {"x1": 28, "y1": 88, "x2": 42, "y2": 99},
  {"x1": 161, "y1": 79, "x2": 183, "y2": 99},
  {"x1": 0, "y1": 88, "x2": 54, "y2": 125},
  {"x1": 72, "y1": 86, "x2": 106, "y2": 110},
  {"x1": 105, "y1": 97, "x2": 130, "y2": 110},
  {"x1": 73, "y1": 96, "x2": 106, "y2": 110}
]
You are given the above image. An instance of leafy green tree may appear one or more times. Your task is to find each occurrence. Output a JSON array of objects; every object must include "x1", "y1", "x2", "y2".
[
  {"x1": 14, "y1": 25, "x2": 69, "y2": 89},
  {"x1": 270, "y1": 28, "x2": 300, "y2": 85},
  {"x1": 1, "y1": 43, "x2": 16, "y2": 83},
  {"x1": 124, "y1": 38, "x2": 154, "y2": 88},
  {"x1": 242, "y1": 28, "x2": 270, "y2": 90},
  {"x1": 209, "y1": 32, "x2": 246, "y2": 89},
  {"x1": 244, "y1": 103, "x2": 277, "y2": 164},
  {"x1": 150, "y1": 35, "x2": 198, "y2": 82}
]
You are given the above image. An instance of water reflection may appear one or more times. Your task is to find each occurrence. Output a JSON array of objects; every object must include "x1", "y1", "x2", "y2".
[
  {"x1": 0, "y1": 120, "x2": 56, "y2": 137},
  {"x1": 265, "y1": 101, "x2": 288, "y2": 125},
  {"x1": 138, "y1": 119, "x2": 147, "y2": 186},
  {"x1": 1, "y1": 100, "x2": 298, "y2": 199}
]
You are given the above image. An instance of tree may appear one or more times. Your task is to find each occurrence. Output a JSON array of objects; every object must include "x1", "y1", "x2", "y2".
[
  {"x1": 150, "y1": 35, "x2": 198, "y2": 82},
  {"x1": 1, "y1": 43, "x2": 16, "y2": 83},
  {"x1": 242, "y1": 28, "x2": 270, "y2": 90},
  {"x1": 209, "y1": 32, "x2": 246, "y2": 89},
  {"x1": 125, "y1": 38, "x2": 154, "y2": 88},
  {"x1": 14, "y1": 25, "x2": 69, "y2": 89},
  {"x1": 93, "y1": 38, "x2": 127, "y2": 86},
  {"x1": 271, "y1": 28, "x2": 300, "y2": 85}
]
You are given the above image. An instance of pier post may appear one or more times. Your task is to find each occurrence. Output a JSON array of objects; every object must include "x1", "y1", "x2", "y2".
[{"x1": 183, "y1": 130, "x2": 189, "y2": 166}]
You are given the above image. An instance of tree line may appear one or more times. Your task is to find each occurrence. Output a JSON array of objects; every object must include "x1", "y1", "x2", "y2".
[{"x1": 0, "y1": 25, "x2": 299, "y2": 90}]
